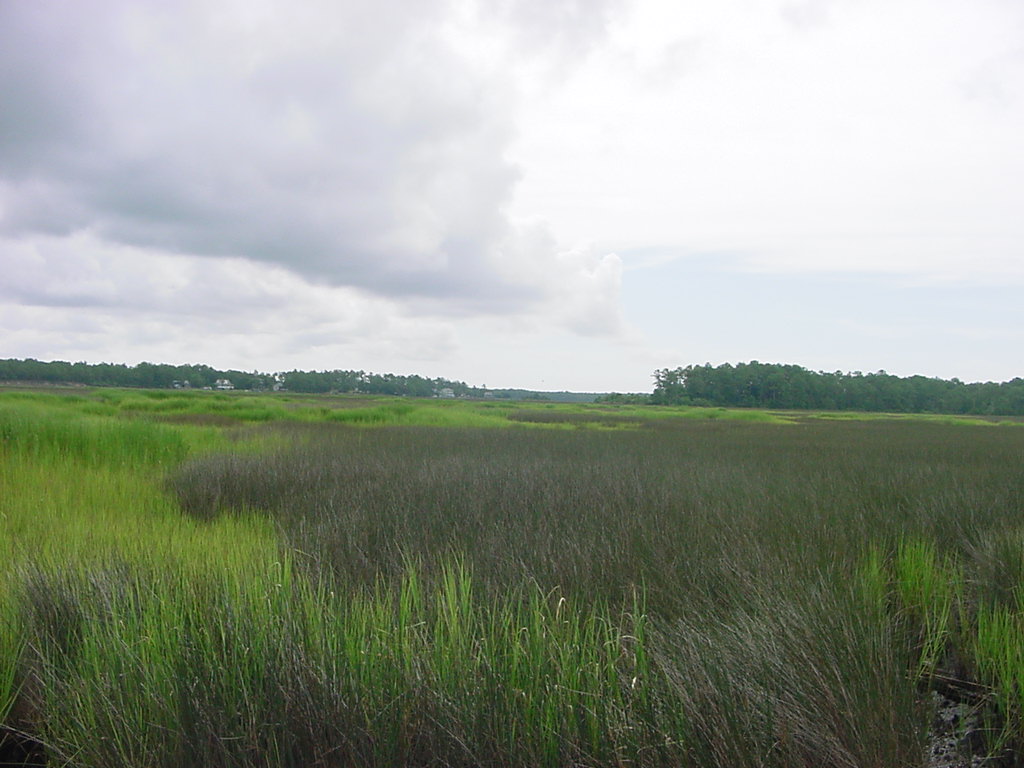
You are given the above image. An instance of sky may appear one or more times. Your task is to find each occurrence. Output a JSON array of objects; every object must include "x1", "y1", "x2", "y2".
[{"x1": 1, "y1": 0, "x2": 1022, "y2": 392}]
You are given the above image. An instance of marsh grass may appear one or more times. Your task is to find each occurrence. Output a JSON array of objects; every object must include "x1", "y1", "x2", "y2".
[
  {"x1": 0, "y1": 401, "x2": 190, "y2": 465},
  {"x1": 894, "y1": 540, "x2": 964, "y2": 680},
  {"x1": 963, "y1": 528, "x2": 1024, "y2": 755},
  {"x1": 650, "y1": 582, "x2": 923, "y2": 768},
  {"x1": 0, "y1": 591, "x2": 23, "y2": 725},
  {"x1": 12, "y1": 558, "x2": 658, "y2": 768},
  {"x1": 164, "y1": 417, "x2": 1024, "y2": 764},
  {"x1": 168, "y1": 420, "x2": 1024, "y2": 607},
  {"x1": 4, "y1": 390, "x2": 1024, "y2": 765},
  {"x1": 0, "y1": 396, "x2": 286, "y2": 762},
  {"x1": 3, "y1": 387, "x2": 810, "y2": 432}
]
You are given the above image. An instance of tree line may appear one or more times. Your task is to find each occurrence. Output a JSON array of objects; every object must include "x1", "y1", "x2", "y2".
[
  {"x1": 650, "y1": 362, "x2": 1024, "y2": 415},
  {"x1": 0, "y1": 358, "x2": 478, "y2": 398},
  {"x1": 276, "y1": 369, "x2": 480, "y2": 397},
  {"x1": 7, "y1": 357, "x2": 1023, "y2": 414}
]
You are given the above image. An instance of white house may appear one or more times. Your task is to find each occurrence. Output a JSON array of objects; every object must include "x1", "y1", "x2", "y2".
[{"x1": 214, "y1": 379, "x2": 234, "y2": 390}]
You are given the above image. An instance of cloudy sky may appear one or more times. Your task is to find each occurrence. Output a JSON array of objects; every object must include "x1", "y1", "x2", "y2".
[{"x1": 1, "y1": 0, "x2": 1022, "y2": 392}]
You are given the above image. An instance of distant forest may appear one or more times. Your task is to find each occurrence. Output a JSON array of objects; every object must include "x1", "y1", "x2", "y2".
[
  {"x1": 0, "y1": 358, "x2": 479, "y2": 398},
  {"x1": 650, "y1": 362, "x2": 1024, "y2": 415},
  {"x1": 0, "y1": 358, "x2": 601, "y2": 402}
]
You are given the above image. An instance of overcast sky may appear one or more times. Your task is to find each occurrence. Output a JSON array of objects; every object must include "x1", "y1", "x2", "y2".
[{"x1": 2, "y1": 0, "x2": 1021, "y2": 392}]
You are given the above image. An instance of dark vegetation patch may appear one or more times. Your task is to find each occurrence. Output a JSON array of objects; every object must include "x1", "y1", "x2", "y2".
[
  {"x1": 169, "y1": 419, "x2": 1024, "y2": 611},
  {"x1": 151, "y1": 412, "x2": 241, "y2": 427},
  {"x1": 165, "y1": 418, "x2": 1024, "y2": 764},
  {"x1": 0, "y1": 725, "x2": 46, "y2": 767},
  {"x1": 504, "y1": 408, "x2": 645, "y2": 427}
]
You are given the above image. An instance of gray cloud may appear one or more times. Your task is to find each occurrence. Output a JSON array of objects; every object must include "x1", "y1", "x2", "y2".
[
  {"x1": 484, "y1": 0, "x2": 625, "y2": 59},
  {"x1": 0, "y1": 0, "x2": 622, "y2": 320},
  {"x1": 779, "y1": 0, "x2": 841, "y2": 30},
  {"x1": 0, "y1": 230, "x2": 461, "y2": 369}
]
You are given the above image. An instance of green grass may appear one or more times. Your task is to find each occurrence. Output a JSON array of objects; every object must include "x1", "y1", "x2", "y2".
[
  {"x1": 12, "y1": 558, "x2": 654, "y2": 768},
  {"x1": 0, "y1": 401, "x2": 191, "y2": 465},
  {"x1": 893, "y1": 539, "x2": 963, "y2": 679},
  {"x1": 3, "y1": 389, "x2": 1024, "y2": 765},
  {"x1": 0, "y1": 387, "x2": 815, "y2": 430},
  {"x1": 800, "y1": 409, "x2": 1024, "y2": 427}
]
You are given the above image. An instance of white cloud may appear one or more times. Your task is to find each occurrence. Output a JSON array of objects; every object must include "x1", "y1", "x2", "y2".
[
  {"x1": 552, "y1": 246, "x2": 625, "y2": 335},
  {"x1": 509, "y1": 0, "x2": 1024, "y2": 281}
]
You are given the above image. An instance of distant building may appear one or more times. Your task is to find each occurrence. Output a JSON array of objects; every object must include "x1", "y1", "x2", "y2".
[
  {"x1": 437, "y1": 387, "x2": 455, "y2": 399},
  {"x1": 214, "y1": 379, "x2": 234, "y2": 390}
]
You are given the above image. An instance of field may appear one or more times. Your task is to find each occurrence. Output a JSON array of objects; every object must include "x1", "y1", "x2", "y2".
[{"x1": 2, "y1": 387, "x2": 1024, "y2": 767}]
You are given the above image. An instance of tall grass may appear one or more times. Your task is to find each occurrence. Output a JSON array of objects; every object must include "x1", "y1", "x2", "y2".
[
  {"x1": 168, "y1": 420, "x2": 1024, "y2": 607},
  {"x1": 0, "y1": 401, "x2": 190, "y2": 465},
  {"x1": 0, "y1": 590, "x2": 23, "y2": 727},
  {"x1": 11, "y1": 558, "x2": 658, "y2": 768},
  {"x1": 166, "y1": 417, "x2": 1024, "y2": 762},
  {"x1": 894, "y1": 539, "x2": 963, "y2": 680},
  {"x1": 4, "y1": 390, "x2": 1024, "y2": 765},
  {"x1": 0, "y1": 396, "x2": 286, "y2": 765},
  {"x1": 649, "y1": 582, "x2": 922, "y2": 767},
  {"x1": 5, "y1": 557, "x2": 925, "y2": 767}
]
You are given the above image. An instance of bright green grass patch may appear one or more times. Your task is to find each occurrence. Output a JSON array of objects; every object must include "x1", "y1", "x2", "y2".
[
  {"x1": 2, "y1": 388, "x2": 806, "y2": 432},
  {"x1": 113, "y1": 391, "x2": 292, "y2": 422},
  {"x1": 0, "y1": 393, "x2": 287, "y2": 764},
  {"x1": 324, "y1": 399, "x2": 517, "y2": 428},
  {"x1": 974, "y1": 604, "x2": 1024, "y2": 749},
  {"x1": 0, "y1": 453, "x2": 280, "y2": 581},
  {"x1": 894, "y1": 539, "x2": 963, "y2": 679},
  {"x1": 0, "y1": 392, "x2": 281, "y2": 588},
  {"x1": 802, "y1": 410, "x2": 1023, "y2": 427},
  {"x1": 0, "y1": 401, "x2": 191, "y2": 465}
]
